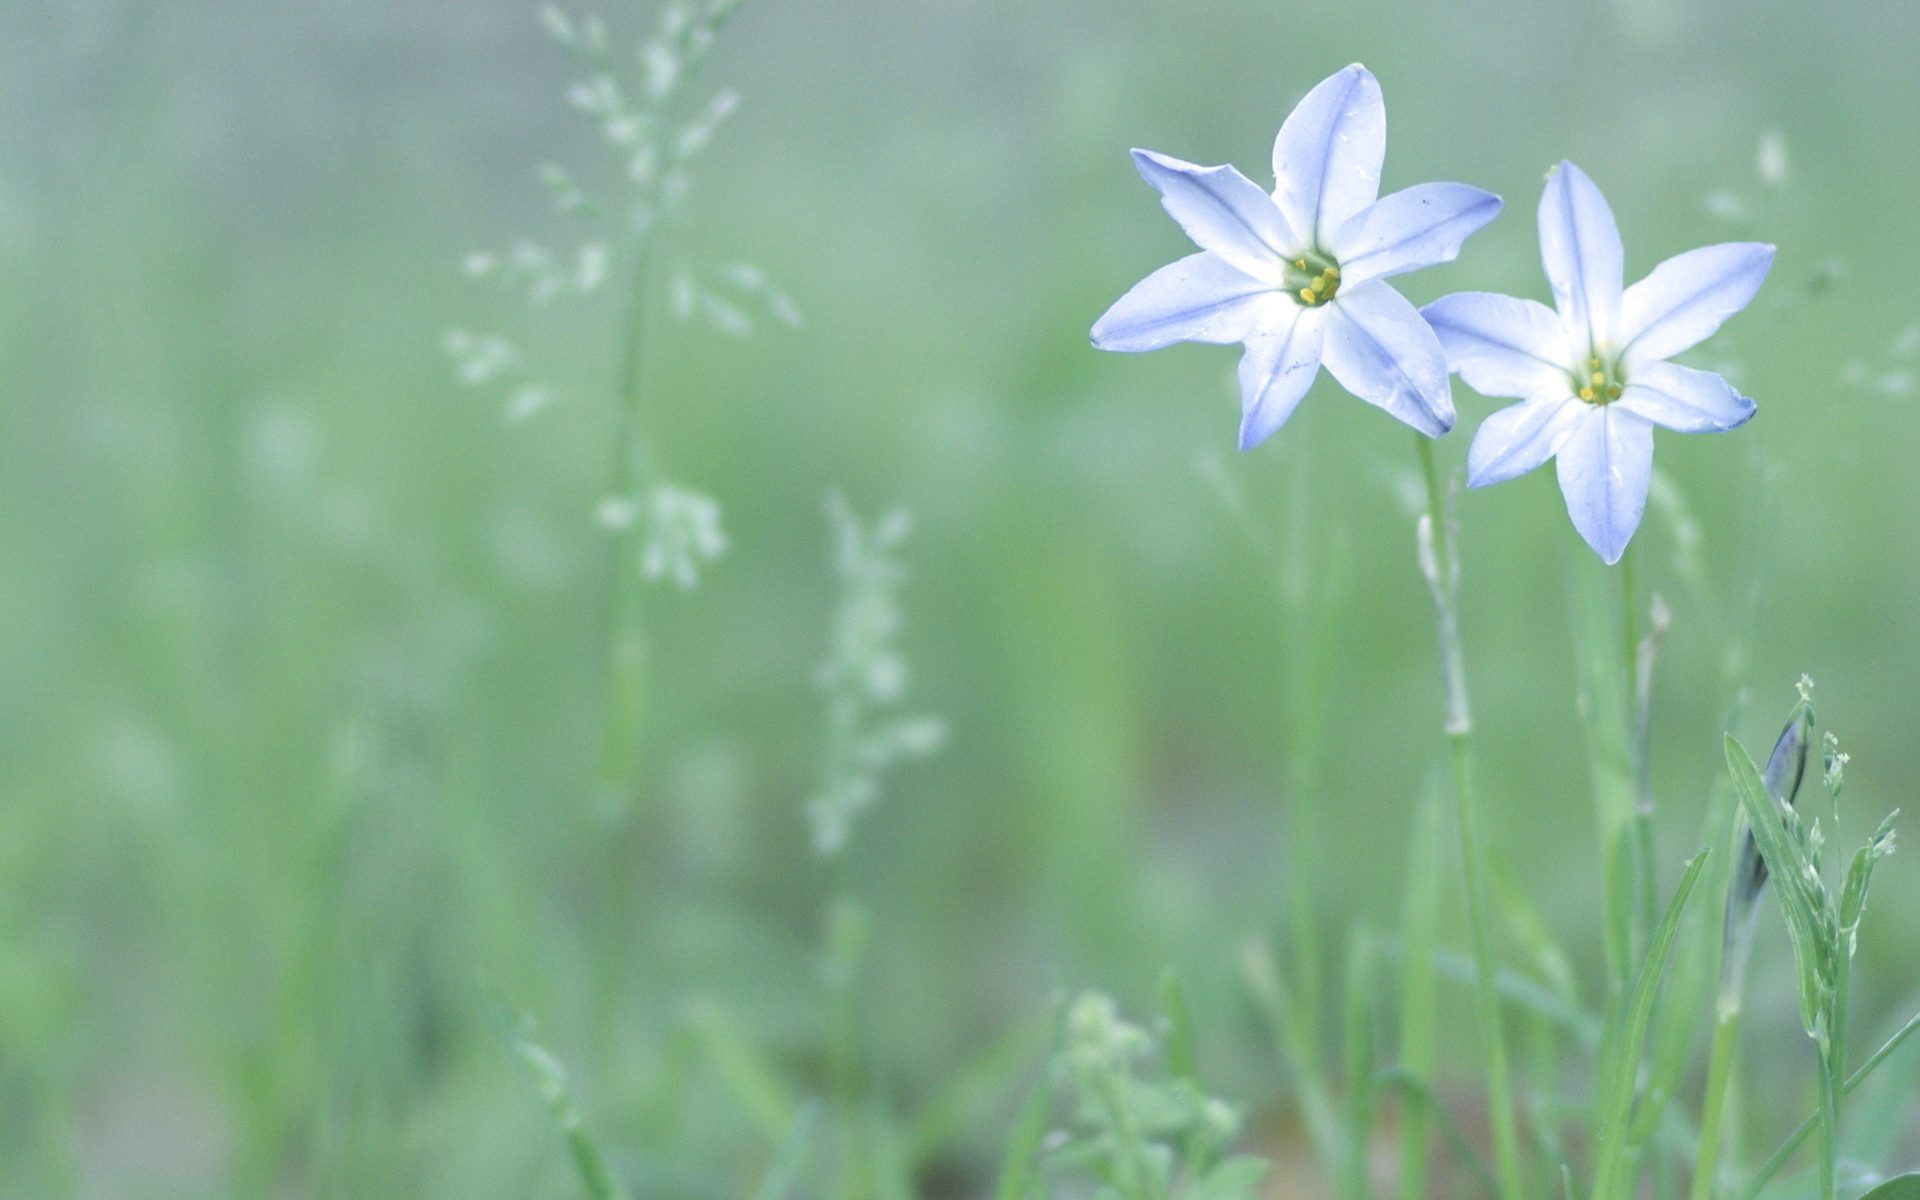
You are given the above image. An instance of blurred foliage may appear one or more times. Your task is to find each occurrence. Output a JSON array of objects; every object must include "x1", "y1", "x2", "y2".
[{"x1": 2, "y1": 0, "x2": 1919, "y2": 1196}]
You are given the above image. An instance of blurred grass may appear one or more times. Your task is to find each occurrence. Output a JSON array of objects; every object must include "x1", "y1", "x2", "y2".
[{"x1": 3, "y1": 0, "x2": 1920, "y2": 1195}]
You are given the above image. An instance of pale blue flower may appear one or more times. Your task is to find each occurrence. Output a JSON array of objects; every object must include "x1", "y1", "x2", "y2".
[
  {"x1": 1425, "y1": 162, "x2": 1773, "y2": 563},
  {"x1": 1091, "y1": 65, "x2": 1502, "y2": 447}
]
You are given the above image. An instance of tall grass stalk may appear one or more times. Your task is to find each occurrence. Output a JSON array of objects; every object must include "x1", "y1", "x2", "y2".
[
  {"x1": 1396, "y1": 785, "x2": 1443, "y2": 1200},
  {"x1": 595, "y1": 237, "x2": 659, "y2": 812},
  {"x1": 1414, "y1": 433, "x2": 1522, "y2": 1200}
]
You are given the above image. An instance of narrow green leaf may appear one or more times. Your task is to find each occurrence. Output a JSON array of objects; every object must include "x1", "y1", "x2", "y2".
[
  {"x1": 1398, "y1": 783, "x2": 1443, "y2": 1200},
  {"x1": 1428, "y1": 949, "x2": 1603, "y2": 1048},
  {"x1": 1376, "y1": 1068, "x2": 1500, "y2": 1198},
  {"x1": 477, "y1": 988, "x2": 633, "y2": 1200},
  {"x1": 1838, "y1": 811, "x2": 1897, "y2": 933},
  {"x1": 908, "y1": 1008, "x2": 1053, "y2": 1163},
  {"x1": 1241, "y1": 937, "x2": 1342, "y2": 1175},
  {"x1": 755, "y1": 1103, "x2": 822, "y2": 1200},
  {"x1": 1725, "y1": 734, "x2": 1829, "y2": 1036},
  {"x1": 993, "y1": 1063, "x2": 1055, "y2": 1200},
  {"x1": 1591, "y1": 849, "x2": 1711, "y2": 1200},
  {"x1": 684, "y1": 997, "x2": 798, "y2": 1140},
  {"x1": 1162, "y1": 969, "x2": 1199, "y2": 1088}
]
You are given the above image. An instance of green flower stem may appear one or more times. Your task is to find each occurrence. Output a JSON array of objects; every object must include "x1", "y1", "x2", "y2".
[
  {"x1": 1416, "y1": 434, "x2": 1523, "y2": 1200},
  {"x1": 1738, "y1": 1008, "x2": 1920, "y2": 1200},
  {"x1": 1621, "y1": 548, "x2": 1659, "y2": 964}
]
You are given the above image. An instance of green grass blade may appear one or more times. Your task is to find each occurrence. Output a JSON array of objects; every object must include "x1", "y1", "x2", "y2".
[
  {"x1": 1241, "y1": 936, "x2": 1343, "y2": 1178},
  {"x1": 684, "y1": 997, "x2": 799, "y2": 1141},
  {"x1": 1591, "y1": 849, "x2": 1712, "y2": 1200},
  {"x1": 992, "y1": 1062, "x2": 1054, "y2": 1200},
  {"x1": 1428, "y1": 949, "x2": 1603, "y2": 1048},
  {"x1": 908, "y1": 1008, "x2": 1053, "y2": 1164},
  {"x1": 755, "y1": 1103, "x2": 822, "y2": 1200},
  {"x1": 1162, "y1": 968, "x2": 1199, "y2": 1088},
  {"x1": 1724, "y1": 734, "x2": 1828, "y2": 1037},
  {"x1": 1397, "y1": 783, "x2": 1443, "y2": 1200},
  {"x1": 1377, "y1": 1068, "x2": 1499, "y2": 1199}
]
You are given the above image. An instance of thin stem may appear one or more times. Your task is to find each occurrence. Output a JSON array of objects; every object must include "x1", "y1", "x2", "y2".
[
  {"x1": 1621, "y1": 547, "x2": 1659, "y2": 962},
  {"x1": 1396, "y1": 789, "x2": 1442, "y2": 1200},
  {"x1": 1452, "y1": 735, "x2": 1525, "y2": 1200},
  {"x1": 1691, "y1": 993, "x2": 1745, "y2": 1200},
  {"x1": 1738, "y1": 1008, "x2": 1920, "y2": 1200},
  {"x1": 595, "y1": 239, "x2": 660, "y2": 813},
  {"x1": 1415, "y1": 434, "x2": 1523, "y2": 1200},
  {"x1": 1814, "y1": 1042, "x2": 1838, "y2": 1200},
  {"x1": 825, "y1": 895, "x2": 870, "y2": 1200},
  {"x1": 1820, "y1": 949, "x2": 1853, "y2": 1200}
]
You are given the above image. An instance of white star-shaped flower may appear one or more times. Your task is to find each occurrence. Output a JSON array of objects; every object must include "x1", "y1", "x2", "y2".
[
  {"x1": 1091, "y1": 64, "x2": 1502, "y2": 447},
  {"x1": 1424, "y1": 161, "x2": 1774, "y2": 563}
]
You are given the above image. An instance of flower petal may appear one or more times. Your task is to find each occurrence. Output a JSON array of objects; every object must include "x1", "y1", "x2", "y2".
[
  {"x1": 1091, "y1": 252, "x2": 1281, "y2": 352},
  {"x1": 1554, "y1": 404, "x2": 1654, "y2": 564},
  {"x1": 1616, "y1": 360, "x2": 1756, "y2": 433},
  {"x1": 1271, "y1": 64, "x2": 1385, "y2": 249},
  {"x1": 1131, "y1": 149, "x2": 1297, "y2": 282},
  {"x1": 1538, "y1": 161, "x2": 1624, "y2": 349},
  {"x1": 1237, "y1": 304, "x2": 1326, "y2": 449},
  {"x1": 1421, "y1": 291, "x2": 1574, "y2": 399},
  {"x1": 1466, "y1": 393, "x2": 1582, "y2": 487},
  {"x1": 1618, "y1": 242, "x2": 1775, "y2": 368},
  {"x1": 1330, "y1": 182, "x2": 1503, "y2": 286},
  {"x1": 1319, "y1": 279, "x2": 1454, "y2": 436}
]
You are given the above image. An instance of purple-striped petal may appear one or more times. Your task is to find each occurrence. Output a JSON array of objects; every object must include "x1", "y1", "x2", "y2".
[
  {"x1": 1237, "y1": 304, "x2": 1327, "y2": 448},
  {"x1": 1131, "y1": 150, "x2": 1297, "y2": 282},
  {"x1": 1422, "y1": 291, "x2": 1574, "y2": 400},
  {"x1": 1555, "y1": 404, "x2": 1654, "y2": 564},
  {"x1": 1616, "y1": 360, "x2": 1756, "y2": 433},
  {"x1": 1466, "y1": 393, "x2": 1582, "y2": 487},
  {"x1": 1538, "y1": 162, "x2": 1624, "y2": 350},
  {"x1": 1618, "y1": 242, "x2": 1775, "y2": 369},
  {"x1": 1092, "y1": 252, "x2": 1282, "y2": 352},
  {"x1": 1271, "y1": 65, "x2": 1386, "y2": 249},
  {"x1": 1319, "y1": 280, "x2": 1454, "y2": 436},
  {"x1": 1331, "y1": 182, "x2": 1503, "y2": 286}
]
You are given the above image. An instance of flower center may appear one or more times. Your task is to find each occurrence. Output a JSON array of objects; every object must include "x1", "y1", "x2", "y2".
[
  {"x1": 1283, "y1": 252, "x2": 1340, "y2": 307},
  {"x1": 1574, "y1": 352, "x2": 1624, "y2": 404}
]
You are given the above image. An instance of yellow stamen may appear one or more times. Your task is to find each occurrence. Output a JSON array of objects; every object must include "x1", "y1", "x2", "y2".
[
  {"x1": 1295, "y1": 259, "x2": 1308, "y2": 270},
  {"x1": 1608, "y1": 384, "x2": 1623, "y2": 399},
  {"x1": 1589, "y1": 357, "x2": 1601, "y2": 369},
  {"x1": 1300, "y1": 288, "x2": 1316, "y2": 303},
  {"x1": 1309, "y1": 277, "x2": 1326, "y2": 293},
  {"x1": 1580, "y1": 387, "x2": 1596, "y2": 401},
  {"x1": 1591, "y1": 371, "x2": 1605, "y2": 385},
  {"x1": 1325, "y1": 266, "x2": 1340, "y2": 279}
]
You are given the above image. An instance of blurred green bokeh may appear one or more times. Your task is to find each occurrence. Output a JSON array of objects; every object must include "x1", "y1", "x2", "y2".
[{"x1": 3, "y1": 0, "x2": 1918, "y2": 1195}]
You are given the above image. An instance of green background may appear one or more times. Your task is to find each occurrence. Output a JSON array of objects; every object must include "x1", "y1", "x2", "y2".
[{"x1": 2, "y1": 0, "x2": 1916, "y2": 1195}]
